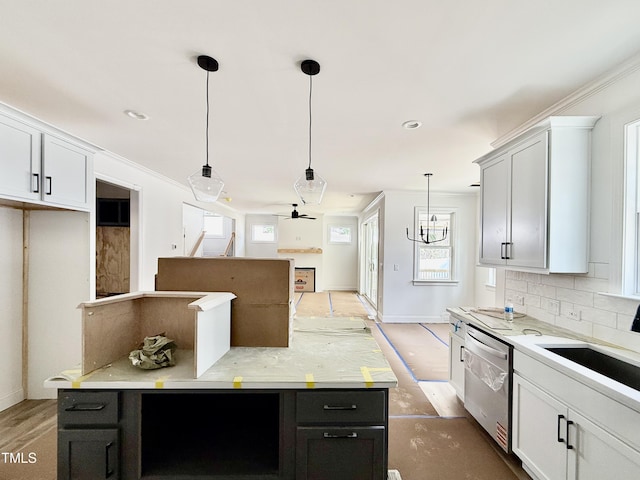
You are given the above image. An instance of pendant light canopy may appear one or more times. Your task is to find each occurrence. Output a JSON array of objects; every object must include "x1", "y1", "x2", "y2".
[
  {"x1": 406, "y1": 173, "x2": 448, "y2": 244},
  {"x1": 188, "y1": 55, "x2": 225, "y2": 202},
  {"x1": 294, "y1": 59, "x2": 327, "y2": 205}
]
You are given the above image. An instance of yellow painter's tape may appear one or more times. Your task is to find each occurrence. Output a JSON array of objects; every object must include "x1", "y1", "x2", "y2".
[
  {"x1": 360, "y1": 366, "x2": 374, "y2": 387},
  {"x1": 305, "y1": 373, "x2": 315, "y2": 388},
  {"x1": 233, "y1": 376, "x2": 243, "y2": 388}
]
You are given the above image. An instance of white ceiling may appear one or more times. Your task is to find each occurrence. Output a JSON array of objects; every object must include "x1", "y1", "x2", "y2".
[{"x1": 2, "y1": 0, "x2": 640, "y2": 216}]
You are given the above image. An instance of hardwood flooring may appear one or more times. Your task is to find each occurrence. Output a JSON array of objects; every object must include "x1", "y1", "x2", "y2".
[{"x1": 0, "y1": 399, "x2": 56, "y2": 452}]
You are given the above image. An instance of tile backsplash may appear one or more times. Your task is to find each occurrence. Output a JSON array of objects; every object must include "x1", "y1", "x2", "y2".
[{"x1": 505, "y1": 264, "x2": 640, "y2": 353}]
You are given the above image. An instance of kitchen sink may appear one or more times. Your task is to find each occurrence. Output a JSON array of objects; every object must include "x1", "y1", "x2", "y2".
[{"x1": 545, "y1": 346, "x2": 640, "y2": 391}]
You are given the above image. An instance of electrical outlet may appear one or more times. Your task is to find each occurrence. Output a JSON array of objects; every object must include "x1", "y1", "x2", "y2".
[
  {"x1": 567, "y1": 310, "x2": 581, "y2": 321},
  {"x1": 548, "y1": 299, "x2": 560, "y2": 315},
  {"x1": 514, "y1": 295, "x2": 525, "y2": 306}
]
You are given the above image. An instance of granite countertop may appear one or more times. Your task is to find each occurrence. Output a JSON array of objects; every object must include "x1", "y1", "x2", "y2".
[{"x1": 44, "y1": 317, "x2": 398, "y2": 390}]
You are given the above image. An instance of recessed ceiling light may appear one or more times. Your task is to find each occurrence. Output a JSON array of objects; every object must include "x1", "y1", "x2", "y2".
[
  {"x1": 402, "y1": 120, "x2": 422, "y2": 130},
  {"x1": 124, "y1": 109, "x2": 149, "y2": 120}
]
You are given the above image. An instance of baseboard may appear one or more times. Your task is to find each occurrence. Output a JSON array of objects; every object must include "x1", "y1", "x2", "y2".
[{"x1": 0, "y1": 388, "x2": 25, "y2": 413}]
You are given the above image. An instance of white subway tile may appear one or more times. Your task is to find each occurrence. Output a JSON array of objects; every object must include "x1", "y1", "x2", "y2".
[
  {"x1": 540, "y1": 274, "x2": 575, "y2": 288},
  {"x1": 556, "y1": 287, "x2": 594, "y2": 306},
  {"x1": 574, "y1": 276, "x2": 609, "y2": 293}
]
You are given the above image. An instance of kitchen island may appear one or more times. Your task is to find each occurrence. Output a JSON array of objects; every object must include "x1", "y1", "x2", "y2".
[{"x1": 46, "y1": 316, "x2": 397, "y2": 480}]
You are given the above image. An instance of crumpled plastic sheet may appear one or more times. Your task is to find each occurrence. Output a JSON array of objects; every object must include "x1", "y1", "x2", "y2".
[
  {"x1": 129, "y1": 334, "x2": 177, "y2": 370},
  {"x1": 463, "y1": 348, "x2": 507, "y2": 392}
]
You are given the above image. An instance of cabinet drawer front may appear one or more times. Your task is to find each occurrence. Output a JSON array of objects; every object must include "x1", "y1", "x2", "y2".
[
  {"x1": 296, "y1": 426, "x2": 386, "y2": 480},
  {"x1": 59, "y1": 391, "x2": 119, "y2": 425},
  {"x1": 297, "y1": 390, "x2": 386, "y2": 424}
]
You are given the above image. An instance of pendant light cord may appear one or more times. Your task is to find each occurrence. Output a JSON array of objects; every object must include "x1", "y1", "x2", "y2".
[
  {"x1": 205, "y1": 70, "x2": 210, "y2": 168},
  {"x1": 308, "y1": 74, "x2": 313, "y2": 169}
]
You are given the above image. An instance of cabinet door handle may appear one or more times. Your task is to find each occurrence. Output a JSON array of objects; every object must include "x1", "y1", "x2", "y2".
[
  {"x1": 323, "y1": 404, "x2": 357, "y2": 410},
  {"x1": 557, "y1": 414, "x2": 566, "y2": 444},
  {"x1": 566, "y1": 419, "x2": 575, "y2": 450},
  {"x1": 105, "y1": 441, "x2": 115, "y2": 478},
  {"x1": 65, "y1": 403, "x2": 107, "y2": 412},
  {"x1": 32, "y1": 173, "x2": 39, "y2": 193},
  {"x1": 323, "y1": 432, "x2": 358, "y2": 439},
  {"x1": 500, "y1": 242, "x2": 512, "y2": 259},
  {"x1": 45, "y1": 176, "x2": 52, "y2": 195},
  {"x1": 459, "y1": 345, "x2": 465, "y2": 362}
]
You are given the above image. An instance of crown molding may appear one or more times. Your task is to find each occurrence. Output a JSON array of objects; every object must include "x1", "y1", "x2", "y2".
[{"x1": 491, "y1": 52, "x2": 640, "y2": 149}]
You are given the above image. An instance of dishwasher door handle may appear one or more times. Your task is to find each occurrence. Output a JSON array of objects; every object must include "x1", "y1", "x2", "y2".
[{"x1": 466, "y1": 331, "x2": 508, "y2": 360}]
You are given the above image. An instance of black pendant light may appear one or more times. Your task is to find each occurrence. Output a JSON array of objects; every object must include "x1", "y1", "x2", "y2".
[
  {"x1": 187, "y1": 55, "x2": 225, "y2": 202},
  {"x1": 406, "y1": 173, "x2": 448, "y2": 244},
  {"x1": 294, "y1": 59, "x2": 327, "y2": 205}
]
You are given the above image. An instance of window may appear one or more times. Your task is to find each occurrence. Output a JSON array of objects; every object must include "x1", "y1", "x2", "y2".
[
  {"x1": 251, "y1": 224, "x2": 276, "y2": 243},
  {"x1": 328, "y1": 225, "x2": 353, "y2": 244},
  {"x1": 623, "y1": 118, "x2": 640, "y2": 296},
  {"x1": 413, "y1": 208, "x2": 455, "y2": 282},
  {"x1": 204, "y1": 214, "x2": 224, "y2": 237}
]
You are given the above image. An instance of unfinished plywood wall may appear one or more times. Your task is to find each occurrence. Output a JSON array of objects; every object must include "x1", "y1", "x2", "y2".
[{"x1": 96, "y1": 226, "x2": 130, "y2": 296}]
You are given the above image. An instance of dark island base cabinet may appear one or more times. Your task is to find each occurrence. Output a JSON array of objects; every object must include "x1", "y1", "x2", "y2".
[{"x1": 57, "y1": 388, "x2": 389, "y2": 480}]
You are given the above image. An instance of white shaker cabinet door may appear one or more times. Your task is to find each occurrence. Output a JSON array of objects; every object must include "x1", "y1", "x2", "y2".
[
  {"x1": 513, "y1": 374, "x2": 567, "y2": 480},
  {"x1": 42, "y1": 134, "x2": 91, "y2": 209},
  {"x1": 568, "y1": 410, "x2": 640, "y2": 480},
  {"x1": 479, "y1": 152, "x2": 509, "y2": 265},
  {"x1": 508, "y1": 131, "x2": 548, "y2": 269},
  {"x1": 0, "y1": 115, "x2": 41, "y2": 201}
]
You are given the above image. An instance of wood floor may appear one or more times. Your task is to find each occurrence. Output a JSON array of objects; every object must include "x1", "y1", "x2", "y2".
[{"x1": 0, "y1": 398, "x2": 56, "y2": 453}]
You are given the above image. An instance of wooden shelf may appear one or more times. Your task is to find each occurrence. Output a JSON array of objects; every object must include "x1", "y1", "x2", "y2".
[{"x1": 277, "y1": 248, "x2": 322, "y2": 254}]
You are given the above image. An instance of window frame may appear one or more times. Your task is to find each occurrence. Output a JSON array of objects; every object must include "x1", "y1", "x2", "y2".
[
  {"x1": 250, "y1": 223, "x2": 277, "y2": 243},
  {"x1": 623, "y1": 118, "x2": 640, "y2": 296},
  {"x1": 327, "y1": 225, "x2": 353, "y2": 244},
  {"x1": 203, "y1": 213, "x2": 224, "y2": 238},
  {"x1": 411, "y1": 206, "x2": 458, "y2": 285}
]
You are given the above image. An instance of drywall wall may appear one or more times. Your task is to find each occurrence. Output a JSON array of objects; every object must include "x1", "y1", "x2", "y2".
[
  {"x1": 379, "y1": 190, "x2": 478, "y2": 322},
  {"x1": 28, "y1": 210, "x2": 90, "y2": 399},
  {"x1": 0, "y1": 207, "x2": 24, "y2": 410},
  {"x1": 322, "y1": 215, "x2": 358, "y2": 291}
]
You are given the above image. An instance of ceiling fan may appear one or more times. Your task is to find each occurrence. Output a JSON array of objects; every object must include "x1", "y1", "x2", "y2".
[{"x1": 276, "y1": 204, "x2": 317, "y2": 220}]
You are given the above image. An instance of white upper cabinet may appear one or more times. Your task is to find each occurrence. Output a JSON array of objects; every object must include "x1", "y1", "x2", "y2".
[
  {"x1": 0, "y1": 115, "x2": 42, "y2": 201},
  {"x1": 475, "y1": 116, "x2": 599, "y2": 273},
  {"x1": 0, "y1": 109, "x2": 94, "y2": 211},
  {"x1": 42, "y1": 134, "x2": 92, "y2": 210}
]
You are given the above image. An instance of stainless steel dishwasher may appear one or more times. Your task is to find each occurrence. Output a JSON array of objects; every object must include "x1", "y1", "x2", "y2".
[{"x1": 464, "y1": 324, "x2": 512, "y2": 452}]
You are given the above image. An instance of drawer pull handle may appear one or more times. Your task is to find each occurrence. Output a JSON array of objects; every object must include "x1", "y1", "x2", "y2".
[
  {"x1": 323, "y1": 432, "x2": 358, "y2": 439},
  {"x1": 557, "y1": 414, "x2": 565, "y2": 443},
  {"x1": 323, "y1": 404, "x2": 357, "y2": 411},
  {"x1": 105, "y1": 441, "x2": 115, "y2": 478},
  {"x1": 45, "y1": 176, "x2": 52, "y2": 195},
  {"x1": 32, "y1": 173, "x2": 39, "y2": 193},
  {"x1": 65, "y1": 403, "x2": 107, "y2": 412}
]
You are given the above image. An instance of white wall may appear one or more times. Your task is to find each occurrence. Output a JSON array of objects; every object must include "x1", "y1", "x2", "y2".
[
  {"x1": 0, "y1": 207, "x2": 24, "y2": 410},
  {"x1": 28, "y1": 210, "x2": 90, "y2": 398},
  {"x1": 378, "y1": 190, "x2": 478, "y2": 322},
  {"x1": 245, "y1": 214, "x2": 279, "y2": 258},
  {"x1": 323, "y1": 216, "x2": 358, "y2": 291},
  {"x1": 501, "y1": 61, "x2": 640, "y2": 352},
  {"x1": 95, "y1": 151, "x2": 245, "y2": 290}
]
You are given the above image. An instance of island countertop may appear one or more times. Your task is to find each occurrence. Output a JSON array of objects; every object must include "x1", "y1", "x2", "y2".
[{"x1": 45, "y1": 317, "x2": 398, "y2": 390}]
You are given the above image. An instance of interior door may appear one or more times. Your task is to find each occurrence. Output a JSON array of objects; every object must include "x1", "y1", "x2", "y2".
[{"x1": 363, "y1": 214, "x2": 378, "y2": 307}]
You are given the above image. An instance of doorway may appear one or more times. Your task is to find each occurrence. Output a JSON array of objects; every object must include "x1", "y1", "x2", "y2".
[
  {"x1": 95, "y1": 179, "x2": 139, "y2": 297},
  {"x1": 362, "y1": 213, "x2": 379, "y2": 308}
]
